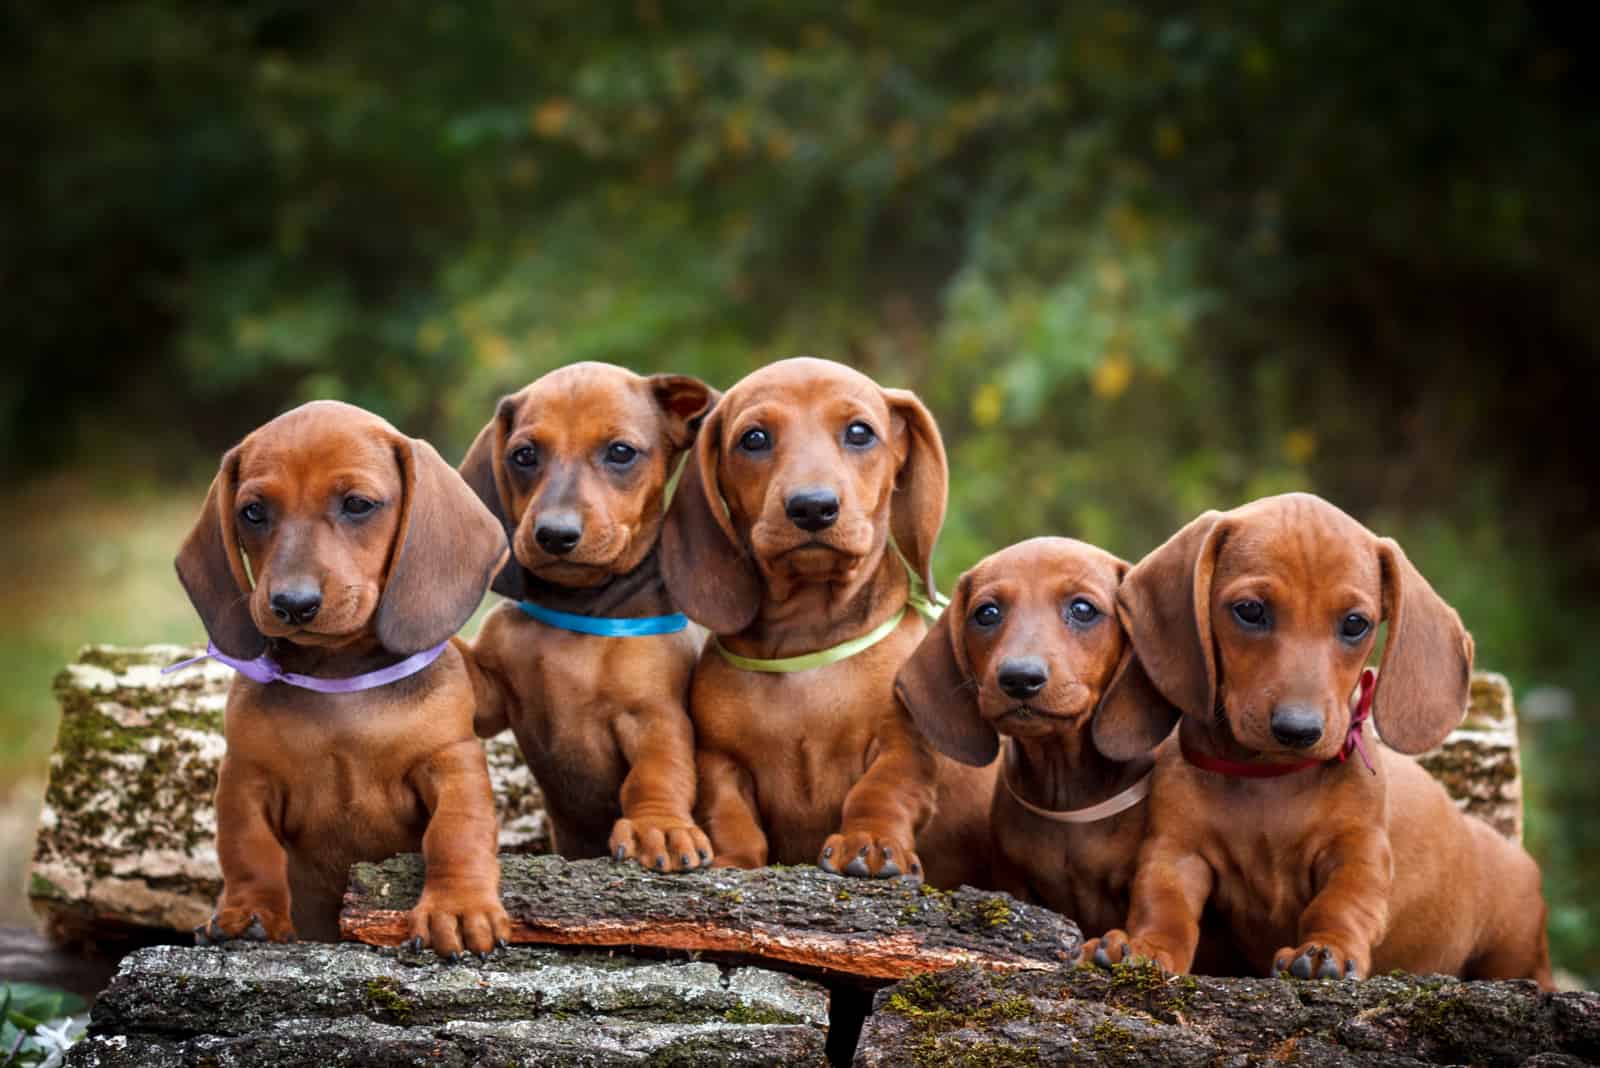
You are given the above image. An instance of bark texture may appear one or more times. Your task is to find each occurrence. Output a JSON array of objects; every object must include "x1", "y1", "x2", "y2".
[
  {"x1": 64, "y1": 941, "x2": 830, "y2": 1067},
  {"x1": 342, "y1": 854, "x2": 1081, "y2": 982},
  {"x1": 854, "y1": 961, "x2": 1600, "y2": 1067},
  {"x1": 1415, "y1": 670, "x2": 1524, "y2": 840}
]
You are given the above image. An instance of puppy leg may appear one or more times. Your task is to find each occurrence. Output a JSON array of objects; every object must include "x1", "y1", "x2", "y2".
[
  {"x1": 459, "y1": 635, "x2": 514, "y2": 739},
  {"x1": 821, "y1": 712, "x2": 937, "y2": 881},
  {"x1": 609, "y1": 698, "x2": 713, "y2": 872},
  {"x1": 1272, "y1": 828, "x2": 1392, "y2": 980},
  {"x1": 697, "y1": 749, "x2": 768, "y2": 869},
  {"x1": 201, "y1": 756, "x2": 297, "y2": 944},
  {"x1": 407, "y1": 739, "x2": 511, "y2": 957},
  {"x1": 1083, "y1": 841, "x2": 1213, "y2": 974}
]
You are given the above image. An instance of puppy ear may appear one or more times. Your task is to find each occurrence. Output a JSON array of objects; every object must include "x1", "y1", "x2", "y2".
[
  {"x1": 649, "y1": 374, "x2": 718, "y2": 450},
  {"x1": 895, "y1": 575, "x2": 997, "y2": 766},
  {"x1": 1092, "y1": 647, "x2": 1182, "y2": 761},
  {"x1": 883, "y1": 388, "x2": 949, "y2": 597},
  {"x1": 174, "y1": 445, "x2": 266, "y2": 659},
  {"x1": 1372, "y1": 536, "x2": 1472, "y2": 753},
  {"x1": 458, "y1": 394, "x2": 529, "y2": 600},
  {"x1": 659, "y1": 404, "x2": 762, "y2": 634},
  {"x1": 1116, "y1": 510, "x2": 1228, "y2": 718},
  {"x1": 378, "y1": 434, "x2": 509, "y2": 655}
]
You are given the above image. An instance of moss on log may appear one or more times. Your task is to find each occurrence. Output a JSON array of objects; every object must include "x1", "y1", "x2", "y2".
[
  {"x1": 65, "y1": 941, "x2": 830, "y2": 1067},
  {"x1": 854, "y1": 961, "x2": 1600, "y2": 1067},
  {"x1": 342, "y1": 854, "x2": 1078, "y2": 983}
]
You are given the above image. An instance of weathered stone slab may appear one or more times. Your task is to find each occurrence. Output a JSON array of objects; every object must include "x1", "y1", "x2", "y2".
[
  {"x1": 853, "y1": 961, "x2": 1600, "y2": 1067},
  {"x1": 66, "y1": 941, "x2": 830, "y2": 1067},
  {"x1": 1416, "y1": 670, "x2": 1524, "y2": 840},
  {"x1": 342, "y1": 854, "x2": 1079, "y2": 982},
  {"x1": 30, "y1": 644, "x2": 546, "y2": 944}
]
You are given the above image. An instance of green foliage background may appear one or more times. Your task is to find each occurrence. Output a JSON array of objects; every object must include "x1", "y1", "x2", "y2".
[{"x1": 3, "y1": 1, "x2": 1596, "y2": 979}]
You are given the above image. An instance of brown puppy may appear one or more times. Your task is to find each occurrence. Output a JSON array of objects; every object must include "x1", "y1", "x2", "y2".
[
  {"x1": 896, "y1": 537, "x2": 1159, "y2": 935},
  {"x1": 460, "y1": 362, "x2": 717, "y2": 871},
  {"x1": 174, "y1": 400, "x2": 511, "y2": 954},
  {"x1": 1085, "y1": 493, "x2": 1552, "y2": 986},
  {"x1": 660, "y1": 356, "x2": 996, "y2": 888}
]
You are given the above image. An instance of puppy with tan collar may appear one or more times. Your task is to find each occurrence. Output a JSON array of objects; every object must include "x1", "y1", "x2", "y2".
[{"x1": 460, "y1": 362, "x2": 717, "y2": 872}]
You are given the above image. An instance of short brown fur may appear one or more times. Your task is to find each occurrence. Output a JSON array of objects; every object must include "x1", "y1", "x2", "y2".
[
  {"x1": 174, "y1": 400, "x2": 510, "y2": 953},
  {"x1": 660, "y1": 357, "x2": 996, "y2": 887},
  {"x1": 1085, "y1": 493, "x2": 1552, "y2": 987},
  {"x1": 460, "y1": 362, "x2": 717, "y2": 870}
]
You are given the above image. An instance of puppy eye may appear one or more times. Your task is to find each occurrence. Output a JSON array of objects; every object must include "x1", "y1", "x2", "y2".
[
  {"x1": 510, "y1": 445, "x2": 538, "y2": 469},
  {"x1": 972, "y1": 602, "x2": 1003, "y2": 628},
  {"x1": 843, "y1": 421, "x2": 877, "y2": 448},
  {"x1": 1340, "y1": 613, "x2": 1372, "y2": 641},
  {"x1": 239, "y1": 502, "x2": 267, "y2": 526},
  {"x1": 342, "y1": 495, "x2": 376, "y2": 517},
  {"x1": 604, "y1": 442, "x2": 639, "y2": 467},
  {"x1": 1066, "y1": 598, "x2": 1100, "y2": 624},
  {"x1": 737, "y1": 428, "x2": 772, "y2": 453},
  {"x1": 1232, "y1": 600, "x2": 1268, "y2": 628}
]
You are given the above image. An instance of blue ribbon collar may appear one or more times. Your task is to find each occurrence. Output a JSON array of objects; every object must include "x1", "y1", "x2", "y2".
[{"x1": 517, "y1": 601, "x2": 688, "y2": 638}]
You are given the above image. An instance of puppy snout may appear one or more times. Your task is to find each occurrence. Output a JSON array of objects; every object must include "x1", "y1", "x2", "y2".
[
  {"x1": 269, "y1": 587, "x2": 322, "y2": 625},
  {"x1": 997, "y1": 657, "x2": 1049, "y2": 701},
  {"x1": 784, "y1": 488, "x2": 840, "y2": 532},
  {"x1": 1269, "y1": 703, "x2": 1324, "y2": 749},
  {"x1": 534, "y1": 512, "x2": 583, "y2": 556}
]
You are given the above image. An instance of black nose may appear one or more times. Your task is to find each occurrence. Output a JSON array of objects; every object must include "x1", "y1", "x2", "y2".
[
  {"x1": 269, "y1": 588, "x2": 322, "y2": 625},
  {"x1": 785, "y1": 489, "x2": 840, "y2": 532},
  {"x1": 1270, "y1": 704, "x2": 1324, "y2": 749},
  {"x1": 997, "y1": 656, "x2": 1049, "y2": 701},
  {"x1": 534, "y1": 518, "x2": 582, "y2": 555}
]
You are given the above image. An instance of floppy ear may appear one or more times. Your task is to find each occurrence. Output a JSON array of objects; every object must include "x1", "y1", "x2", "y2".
[
  {"x1": 1092, "y1": 647, "x2": 1182, "y2": 761},
  {"x1": 649, "y1": 374, "x2": 718, "y2": 450},
  {"x1": 1115, "y1": 510, "x2": 1228, "y2": 718},
  {"x1": 174, "y1": 445, "x2": 266, "y2": 659},
  {"x1": 659, "y1": 404, "x2": 762, "y2": 634},
  {"x1": 458, "y1": 394, "x2": 529, "y2": 600},
  {"x1": 883, "y1": 388, "x2": 949, "y2": 597},
  {"x1": 894, "y1": 575, "x2": 997, "y2": 766},
  {"x1": 1371, "y1": 536, "x2": 1473, "y2": 753},
  {"x1": 378, "y1": 434, "x2": 510, "y2": 655}
]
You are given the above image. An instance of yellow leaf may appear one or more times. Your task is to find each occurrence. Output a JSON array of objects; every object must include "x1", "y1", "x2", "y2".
[
  {"x1": 472, "y1": 331, "x2": 512, "y2": 368},
  {"x1": 972, "y1": 382, "x2": 1004, "y2": 427},
  {"x1": 417, "y1": 319, "x2": 447, "y2": 354},
  {"x1": 1283, "y1": 429, "x2": 1317, "y2": 465},
  {"x1": 532, "y1": 98, "x2": 571, "y2": 138},
  {"x1": 1091, "y1": 353, "x2": 1132, "y2": 399}
]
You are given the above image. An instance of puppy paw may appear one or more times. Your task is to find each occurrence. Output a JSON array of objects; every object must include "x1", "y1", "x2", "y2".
[
  {"x1": 406, "y1": 891, "x2": 512, "y2": 958},
  {"x1": 1272, "y1": 941, "x2": 1364, "y2": 980},
  {"x1": 1077, "y1": 930, "x2": 1176, "y2": 973},
  {"x1": 194, "y1": 903, "x2": 296, "y2": 946},
  {"x1": 610, "y1": 816, "x2": 713, "y2": 873},
  {"x1": 818, "y1": 829, "x2": 921, "y2": 882}
]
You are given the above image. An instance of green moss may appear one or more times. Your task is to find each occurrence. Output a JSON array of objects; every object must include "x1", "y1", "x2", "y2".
[
  {"x1": 364, "y1": 977, "x2": 415, "y2": 1024},
  {"x1": 28, "y1": 872, "x2": 61, "y2": 899},
  {"x1": 972, "y1": 896, "x2": 1013, "y2": 928},
  {"x1": 910, "y1": 1036, "x2": 1041, "y2": 1067},
  {"x1": 722, "y1": 1003, "x2": 796, "y2": 1025},
  {"x1": 835, "y1": 888, "x2": 851, "y2": 901}
]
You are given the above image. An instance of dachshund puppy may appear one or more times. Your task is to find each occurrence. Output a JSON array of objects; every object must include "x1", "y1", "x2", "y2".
[
  {"x1": 460, "y1": 362, "x2": 717, "y2": 871},
  {"x1": 1085, "y1": 493, "x2": 1552, "y2": 986},
  {"x1": 895, "y1": 537, "x2": 1157, "y2": 936},
  {"x1": 173, "y1": 400, "x2": 511, "y2": 955},
  {"x1": 660, "y1": 356, "x2": 996, "y2": 888}
]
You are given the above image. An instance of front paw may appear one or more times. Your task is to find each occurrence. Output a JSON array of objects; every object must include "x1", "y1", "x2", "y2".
[
  {"x1": 1077, "y1": 929, "x2": 1177, "y2": 973},
  {"x1": 406, "y1": 891, "x2": 512, "y2": 958},
  {"x1": 818, "y1": 829, "x2": 921, "y2": 882},
  {"x1": 1272, "y1": 940, "x2": 1365, "y2": 980},
  {"x1": 195, "y1": 903, "x2": 296, "y2": 945},
  {"x1": 609, "y1": 815, "x2": 713, "y2": 872}
]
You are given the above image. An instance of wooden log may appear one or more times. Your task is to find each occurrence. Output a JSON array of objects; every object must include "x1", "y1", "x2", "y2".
[
  {"x1": 341, "y1": 854, "x2": 1080, "y2": 983},
  {"x1": 1415, "y1": 670, "x2": 1524, "y2": 840},
  {"x1": 29, "y1": 644, "x2": 547, "y2": 945},
  {"x1": 65, "y1": 941, "x2": 831, "y2": 1067},
  {"x1": 854, "y1": 961, "x2": 1600, "y2": 1067}
]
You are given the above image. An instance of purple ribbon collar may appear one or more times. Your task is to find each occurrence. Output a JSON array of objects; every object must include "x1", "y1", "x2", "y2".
[{"x1": 162, "y1": 640, "x2": 448, "y2": 694}]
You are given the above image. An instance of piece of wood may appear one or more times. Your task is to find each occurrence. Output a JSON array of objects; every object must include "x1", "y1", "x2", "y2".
[
  {"x1": 854, "y1": 961, "x2": 1600, "y2": 1067},
  {"x1": 66, "y1": 941, "x2": 831, "y2": 1067},
  {"x1": 341, "y1": 854, "x2": 1080, "y2": 983},
  {"x1": 30, "y1": 644, "x2": 546, "y2": 946},
  {"x1": 1415, "y1": 670, "x2": 1524, "y2": 840}
]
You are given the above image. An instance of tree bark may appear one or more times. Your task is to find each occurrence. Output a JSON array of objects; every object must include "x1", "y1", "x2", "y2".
[
  {"x1": 341, "y1": 854, "x2": 1081, "y2": 983},
  {"x1": 854, "y1": 961, "x2": 1600, "y2": 1067}
]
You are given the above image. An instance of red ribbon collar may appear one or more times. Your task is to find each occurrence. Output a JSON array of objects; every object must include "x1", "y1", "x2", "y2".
[{"x1": 1181, "y1": 668, "x2": 1377, "y2": 779}]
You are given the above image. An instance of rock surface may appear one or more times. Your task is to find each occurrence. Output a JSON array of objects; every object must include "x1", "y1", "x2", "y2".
[
  {"x1": 30, "y1": 644, "x2": 546, "y2": 943},
  {"x1": 64, "y1": 941, "x2": 830, "y2": 1067},
  {"x1": 854, "y1": 961, "x2": 1600, "y2": 1067},
  {"x1": 343, "y1": 854, "x2": 1080, "y2": 982}
]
